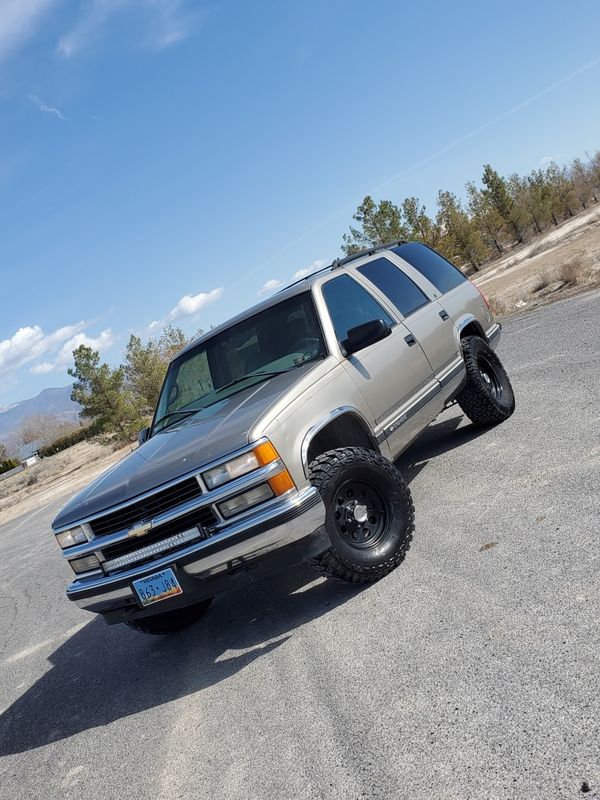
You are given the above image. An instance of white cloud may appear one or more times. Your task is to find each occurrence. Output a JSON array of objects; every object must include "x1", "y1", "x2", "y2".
[
  {"x1": 28, "y1": 93, "x2": 67, "y2": 120},
  {"x1": 58, "y1": 0, "x2": 194, "y2": 59},
  {"x1": 168, "y1": 287, "x2": 223, "y2": 320},
  {"x1": 0, "y1": 321, "x2": 86, "y2": 379},
  {"x1": 0, "y1": 0, "x2": 58, "y2": 61},
  {"x1": 30, "y1": 328, "x2": 114, "y2": 374},
  {"x1": 257, "y1": 278, "x2": 282, "y2": 296},
  {"x1": 30, "y1": 361, "x2": 55, "y2": 374},
  {"x1": 293, "y1": 259, "x2": 327, "y2": 279}
]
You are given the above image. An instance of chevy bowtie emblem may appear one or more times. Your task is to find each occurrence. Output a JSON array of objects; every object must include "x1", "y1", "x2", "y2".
[{"x1": 128, "y1": 521, "x2": 153, "y2": 538}]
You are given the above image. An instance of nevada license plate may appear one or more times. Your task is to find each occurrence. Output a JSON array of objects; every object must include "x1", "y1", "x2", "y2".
[{"x1": 132, "y1": 568, "x2": 182, "y2": 607}]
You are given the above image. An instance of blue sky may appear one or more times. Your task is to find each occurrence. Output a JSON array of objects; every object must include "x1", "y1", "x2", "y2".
[{"x1": 1, "y1": 0, "x2": 600, "y2": 406}]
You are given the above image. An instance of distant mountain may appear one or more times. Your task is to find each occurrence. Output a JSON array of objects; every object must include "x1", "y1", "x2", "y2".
[{"x1": 0, "y1": 386, "x2": 81, "y2": 443}]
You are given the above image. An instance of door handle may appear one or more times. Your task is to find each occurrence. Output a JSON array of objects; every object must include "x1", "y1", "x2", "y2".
[
  {"x1": 404, "y1": 334, "x2": 417, "y2": 347},
  {"x1": 439, "y1": 309, "x2": 449, "y2": 321}
]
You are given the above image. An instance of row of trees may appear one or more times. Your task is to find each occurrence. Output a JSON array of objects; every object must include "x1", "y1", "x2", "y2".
[
  {"x1": 16, "y1": 149, "x2": 599, "y2": 450},
  {"x1": 342, "y1": 152, "x2": 600, "y2": 271},
  {"x1": 69, "y1": 324, "x2": 191, "y2": 443},
  {"x1": 0, "y1": 417, "x2": 82, "y2": 463}
]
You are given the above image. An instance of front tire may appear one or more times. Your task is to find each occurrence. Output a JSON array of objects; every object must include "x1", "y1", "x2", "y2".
[
  {"x1": 309, "y1": 447, "x2": 414, "y2": 584},
  {"x1": 456, "y1": 336, "x2": 515, "y2": 427},
  {"x1": 126, "y1": 597, "x2": 213, "y2": 635}
]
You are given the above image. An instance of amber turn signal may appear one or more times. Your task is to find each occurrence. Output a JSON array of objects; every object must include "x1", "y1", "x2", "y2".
[{"x1": 253, "y1": 440, "x2": 279, "y2": 466}]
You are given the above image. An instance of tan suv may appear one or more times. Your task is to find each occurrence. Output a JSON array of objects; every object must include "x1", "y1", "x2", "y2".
[{"x1": 52, "y1": 241, "x2": 515, "y2": 634}]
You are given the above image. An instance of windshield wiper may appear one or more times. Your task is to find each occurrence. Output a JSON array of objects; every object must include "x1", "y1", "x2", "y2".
[
  {"x1": 214, "y1": 369, "x2": 289, "y2": 394},
  {"x1": 153, "y1": 408, "x2": 197, "y2": 431}
]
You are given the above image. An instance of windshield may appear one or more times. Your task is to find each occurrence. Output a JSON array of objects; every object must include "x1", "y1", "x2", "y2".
[{"x1": 153, "y1": 292, "x2": 326, "y2": 432}]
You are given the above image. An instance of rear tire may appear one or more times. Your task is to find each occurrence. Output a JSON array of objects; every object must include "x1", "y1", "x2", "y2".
[
  {"x1": 126, "y1": 597, "x2": 213, "y2": 635},
  {"x1": 456, "y1": 336, "x2": 515, "y2": 427},
  {"x1": 309, "y1": 447, "x2": 414, "y2": 584}
]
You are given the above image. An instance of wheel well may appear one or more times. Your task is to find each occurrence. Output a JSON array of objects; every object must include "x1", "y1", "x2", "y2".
[
  {"x1": 460, "y1": 320, "x2": 486, "y2": 340},
  {"x1": 305, "y1": 414, "x2": 378, "y2": 468}
]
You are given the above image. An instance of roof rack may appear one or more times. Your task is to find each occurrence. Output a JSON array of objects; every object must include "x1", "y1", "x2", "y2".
[
  {"x1": 331, "y1": 239, "x2": 406, "y2": 269},
  {"x1": 275, "y1": 264, "x2": 333, "y2": 293}
]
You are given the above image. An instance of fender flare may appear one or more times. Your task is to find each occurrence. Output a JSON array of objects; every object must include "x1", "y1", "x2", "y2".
[{"x1": 300, "y1": 406, "x2": 379, "y2": 477}]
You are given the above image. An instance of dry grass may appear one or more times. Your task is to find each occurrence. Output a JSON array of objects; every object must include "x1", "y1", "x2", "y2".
[
  {"x1": 527, "y1": 239, "x2": 554, "y2": 259},
  {"x1": 529, "y1": 274, "x2": 552, "y2": 293},
  {"x1": 0, "y1": 439, "x2": 133, "y2": 525},
  {"x1": 553, "y1": 251, "x2": 597, "y2": 286},
  {"x1": 487, "y1": 295, "x2": 512, "y2": 317}
]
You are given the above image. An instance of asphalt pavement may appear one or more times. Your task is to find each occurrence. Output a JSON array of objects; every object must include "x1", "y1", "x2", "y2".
[{"x1": 0, "y1": 290, "x2": 599, "y2": 800}]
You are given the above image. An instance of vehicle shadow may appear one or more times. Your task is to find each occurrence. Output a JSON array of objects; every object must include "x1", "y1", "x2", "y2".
[
  {"x1": 396, "y1": 410, "x2": 488, "y2": 484},
  {"x1": 0, "y1": 564, "x2": 365, "y2": 756},
  {"x1": 0, "y1": 411, "x2": 489, "y2": 757}
]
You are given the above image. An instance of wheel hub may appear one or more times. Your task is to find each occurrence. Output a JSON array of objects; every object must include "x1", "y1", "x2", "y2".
[
  {"x1": 332, "y1": 480, "x2": 387, "y2": 549},
  {"x1": 478, "y1": 355, "x2": 502, "y2": 401}
]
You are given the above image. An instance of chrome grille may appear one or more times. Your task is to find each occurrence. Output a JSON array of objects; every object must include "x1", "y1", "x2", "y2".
[{"x1": 89, "y1": 477, "x2": 203, "y2": 537}]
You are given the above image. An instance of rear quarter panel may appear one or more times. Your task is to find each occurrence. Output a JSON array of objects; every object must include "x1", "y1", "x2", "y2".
[{"x1": 439, "y1": 281, "x2": 494, "y2": 341}]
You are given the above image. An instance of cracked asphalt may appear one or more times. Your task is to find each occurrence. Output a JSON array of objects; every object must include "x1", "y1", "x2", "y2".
[{"x1": 0, "y1": 290, "x2": 598, "y2": 800}]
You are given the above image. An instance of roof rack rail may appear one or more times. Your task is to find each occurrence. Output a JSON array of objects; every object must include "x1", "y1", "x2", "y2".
[
  {"x1": 275, "y1": 264, "x2": 333, "y2": 293},
  {"x1": 331, "y1": 240, "x2": 407, "y2": 270}
]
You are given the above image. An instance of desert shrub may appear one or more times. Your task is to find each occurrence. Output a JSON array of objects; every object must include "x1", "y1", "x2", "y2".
[
  {"x1": 0, "y1": 459, "x2": 19, "y2": 475},
  {"x1": 555, "y1": 251, "x2": 596, "y2": 285},
  {"x1": 487, "y1": 295, "x2": 511, "y2": 317},
  {"x1": 529, "y1": 274, "x2": 551, "y2": 293},
  {"x1": 38, "y1": 426, "x2": 93, "y2": 457}
]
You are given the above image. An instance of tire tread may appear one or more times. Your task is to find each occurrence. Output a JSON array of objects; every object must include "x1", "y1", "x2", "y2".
[
  {"x1": 456, "y1": 336, "x2": 515, "y2": 427},
  {"x1": 309, "y1": 447, "x2": 414, "y2": 584}
]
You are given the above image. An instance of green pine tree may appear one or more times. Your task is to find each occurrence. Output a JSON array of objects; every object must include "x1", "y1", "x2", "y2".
[{"x1": 69, "y1": 346, "x2": 145, "y2": 442}]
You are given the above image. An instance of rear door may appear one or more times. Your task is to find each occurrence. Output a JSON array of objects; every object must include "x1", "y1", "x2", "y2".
[
  {"x1": 353, "y1": 256, "x2": 464, "y2": 390},
  {"x1": 319, "y1": 273, "x2": 438, "y2": 455},
  {"x1": 388, "y1": 243, "x2": 493, "y2": 339}
]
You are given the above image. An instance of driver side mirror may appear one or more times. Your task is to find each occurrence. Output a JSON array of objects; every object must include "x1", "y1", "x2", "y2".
[
  {"x1": 344, "y1": 319, "x2": 391, "y2": 355},
  {"x1": 138, "y1": 426, "x2": 151, "y2": 446}
]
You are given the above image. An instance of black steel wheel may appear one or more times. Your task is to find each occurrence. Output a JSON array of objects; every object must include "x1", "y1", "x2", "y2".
[
  {"x1": 456, "y1": 336, "x2": 515, "y2": 427},
  {"x1": 332, "y1": 479, "x2": 389, "y2": 550},
  {"x1": 309, "y1": 447, "x2": 414, "y2": 584}
]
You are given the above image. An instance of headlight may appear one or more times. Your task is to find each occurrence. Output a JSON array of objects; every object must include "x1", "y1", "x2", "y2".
[
  {"x1": 69, "y1": 554, "x2": 100, "y2": 574},
  {"x1": 56, "y1": 526, "x2": 88, "y2": 549},
  {"x1": 202, "y1": 441, "x2": 280, "y2": 490},
  {"x1": 203, "y1": 451, "x2": 260, "y2": 489}
]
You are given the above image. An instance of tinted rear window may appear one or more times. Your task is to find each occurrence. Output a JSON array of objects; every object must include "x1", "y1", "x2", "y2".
[
  {"x1": 391, "y1": 243, "x2": 466, "y2": 294},
  {"x1": 357, "y1": 257, "x2": 429, "y2": 317}
]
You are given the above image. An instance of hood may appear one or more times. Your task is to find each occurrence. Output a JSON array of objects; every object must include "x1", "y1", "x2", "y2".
[{"x1": 52, "y1": 365, "x2": 317, "y2": 530}]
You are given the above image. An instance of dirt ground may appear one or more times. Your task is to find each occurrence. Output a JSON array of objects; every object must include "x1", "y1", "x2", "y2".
[
  {"x1": 472, "y1": 205, "x2": 600, "y2": 313},
  {"x1": 0, "y1": 440, "x2": 134, "y2": 526}
]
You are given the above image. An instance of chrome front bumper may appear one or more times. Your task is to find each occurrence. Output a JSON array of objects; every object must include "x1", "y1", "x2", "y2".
[{"x1": 67, "y1": 486, "x2": 327, "y2": 617}]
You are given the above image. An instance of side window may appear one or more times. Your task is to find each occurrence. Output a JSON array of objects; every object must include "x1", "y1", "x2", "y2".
[
  {"x1": 357, "y1": 257, "x2": 429, "y2": 317},
  {"x1": 322, "y1": 274, "x2": 394, "y2": 343},
  {"x1": 391, "y1": 242, "x2": 467, "y2": 294}
]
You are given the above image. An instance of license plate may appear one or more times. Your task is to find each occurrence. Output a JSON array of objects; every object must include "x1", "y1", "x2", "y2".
[{"x1": 132, "y1": 568, "x2": 182, "y2": 607}]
